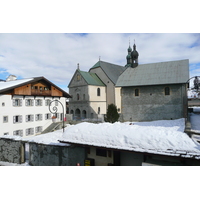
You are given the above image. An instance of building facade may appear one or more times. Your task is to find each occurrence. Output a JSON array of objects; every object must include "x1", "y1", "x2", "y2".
[
  {"x1": 68, "y1": 61, "x2": 125, "y2": 120},
  {"x1": 0, "y1": 76, "x2": 71, "y2": 137}
]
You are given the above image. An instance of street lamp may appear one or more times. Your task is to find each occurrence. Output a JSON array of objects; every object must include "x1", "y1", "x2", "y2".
[{"x1": 49, "y1": 99, "x2": 65, "y2": 133}]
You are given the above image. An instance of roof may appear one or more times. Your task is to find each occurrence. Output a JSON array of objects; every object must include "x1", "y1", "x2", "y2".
[
  {"x1": 58, "y1": 119, "x2": 200, "y2": 160},
  {"x1": 116, "y1": 59, "x2": 189, "y2": 87},
  {"x1": 0, "y1": 76, "x2": 71, "y2": 98},
  {"x1": 90, "y1": 60, "x2": 125, "y2": 84},
  {"x1": 79, "y1": 70, "x2": 105, "y2": 86}
]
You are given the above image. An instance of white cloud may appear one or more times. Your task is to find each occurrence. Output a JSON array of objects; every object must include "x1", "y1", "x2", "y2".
[{"x1": 0, "y1": 33, "x2": 200, "y2": 91}]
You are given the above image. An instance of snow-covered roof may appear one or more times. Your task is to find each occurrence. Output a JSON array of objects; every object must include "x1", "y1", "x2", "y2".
[
  {"x1": 0, "y1": 78, "x2": 33, "y2": 91},
  {"x1": 9, "y1": 118, "x2": 200, "y2": 159}
]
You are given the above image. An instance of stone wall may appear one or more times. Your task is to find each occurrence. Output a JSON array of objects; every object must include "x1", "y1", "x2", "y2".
[
  {"x1": 121, "y1": 84, "x2": 187, "y2": 121},
  {"x1": 0, "y1": 137, "x2": 25, "y2": 164},
  {"x1": 29, "y1": 142, "x2": 85, "y2": 166}
]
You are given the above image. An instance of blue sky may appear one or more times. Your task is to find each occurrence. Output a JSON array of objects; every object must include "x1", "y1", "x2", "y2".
[{"x1": 0, "y1": 33, "x2": 200, "y2": 91}]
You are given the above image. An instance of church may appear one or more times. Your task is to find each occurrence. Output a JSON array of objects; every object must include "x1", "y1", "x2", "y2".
[
  {"x1": 116, "y1": 43, "x2": 189, "y2": 121},
  {"x1": 68, "y1": 43, "x2": 189, "y2": 121}
]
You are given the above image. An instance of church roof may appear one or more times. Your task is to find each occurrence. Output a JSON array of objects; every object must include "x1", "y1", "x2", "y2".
[
  {"x1": 116, "y1": 59, "x2": 189, "y2": 87},
  {"x1": 90, "y1": 60, "x2": 125, "y2": 84},
  {"x1": 79, "y1": 70, "x2": 105, "y2": 86}
]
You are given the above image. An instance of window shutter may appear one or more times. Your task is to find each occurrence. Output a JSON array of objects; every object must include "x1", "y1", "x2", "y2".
[
  {"x1": 20, "y1": 130, "x2": 23, "y2": 137},
  {"x1": 25, "y1": 100, "x2": 28, "y2": 106},
  {"x1": 26, "y1": 129, "x2": 28, "y2": 136},
  {"x1": 31, "y1": 100, "x2": 34, "y2": 106},
  {"x1": 20, "y1": 115, "x2": 22, "y2": 123},
  {"x1": 20, "y1": 99, "x2": 22, "y2": 106},
  {"x1": 40, "y1": 100, "x2": 42, "y2": 106},
  {"x1": 13, "y1": 99, "x2": 15, "y2": 106},
  {"x1": 35, "y1": 100, "x2": 38, "y2": 106},
  {"x1": 45, "y1": 114, "x2": 47, "y2": 120},
  {"x1": 31, "y1": 115, "x2": 34, "y2": 122},
  {"x1": 26, "y1": 115, "x2": 28, "y2": 122},
  {"x1": 40, "y1": 114, "x2": 42, "y2": 120},
  {"x1": 35, "y1": 114, "x2": 38, "y2": 121},
  {"x1": 31, "y1": 128, "x2": 34, "y2": 134},
  {"x1": 13, "y1": 116, "x2": 16, "y2": 123}
]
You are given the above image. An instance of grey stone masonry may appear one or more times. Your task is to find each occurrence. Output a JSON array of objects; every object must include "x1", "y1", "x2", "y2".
[
  {"x1": 29, "y1": 142, "x2": 85, "y2": 166},
  {"x1": 0, "y1": 137, "x2": 25, "y2": 164}
]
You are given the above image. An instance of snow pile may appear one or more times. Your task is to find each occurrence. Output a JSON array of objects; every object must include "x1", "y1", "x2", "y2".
[
  {"x1": 61, "y1": 119, "x2": 200, "y2": 154},
  {"x1": 23, "y1": 130, "x2": 69, "y2": 146}
]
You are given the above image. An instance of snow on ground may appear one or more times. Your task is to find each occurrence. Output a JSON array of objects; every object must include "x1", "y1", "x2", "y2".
[{"x1": 60, "y1": 118, "x2": 200, "y2": 154}]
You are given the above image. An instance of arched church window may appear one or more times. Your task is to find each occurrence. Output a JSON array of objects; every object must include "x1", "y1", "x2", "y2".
[{"x1": 77, "y1": 93, "x2": 80, "y2": 100}]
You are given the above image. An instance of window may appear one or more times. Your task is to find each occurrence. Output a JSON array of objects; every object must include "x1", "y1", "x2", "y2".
[
  {"x1": 13, "y1": 130, "x2": 23, "y2": 137},
  {"x1": 165, "y1": 87, "x2": 170, "y2": 95},
  {"x1": 2, "y1": 102, "x2": 5, "y2": 106},
  {"x1": 35, "y1": 126, "x2": 43, "y2": 133},
  {"x1": 35, "y1": 114, "x2": 42, "y2": 121},
  {"x1": 77, "y1": 94, "x2": 80, "y2": 100},
  {"x1": 96, "y1": 148, "x2": 107, "y2": 157},
  {"x1": 13, "y1": 99, "x2": 22, "y2": 106},
  {"x1": 45, "y1": 99, "x2": 51, "y2": 106},
  {"x1": 83, "y1": 94, "x2": 85, "y2": 100},
  {"x1": 55, "y1": 100, "x2": 58, "y2": 106},
  {"x1": 35, "y1": 99, "x2": 42, "y2": 106},
  {"x1": 26, "y1": 114, "x2": 34, "y2": 122},
  {"x1": 98, "y1": 107, "x2": 100, "y2": 114},
  {"x1": 4, "y1": 132, "x2": 9, "y2": 136},
  {"x1": 45, "y1": 113, "x2": 51, "y2": 120},
  {"x1": 13, "y1": 115, "x2": 22, "y2": 123},
  {"x1": 26, "y1": 99, "x2": 33, "y2": 106},
  {"x1": 135, "y1": 89, "x2": 139, "y2": 96},
  {"x1": 97, "y1": 88, "x2": 100, "y2": 96},
  {"x1": 26, "y1": 128, "x2": 34, "y2": 136},
  {"x1": 3, "y1": 116, "x2": 8, "y2": 123}
]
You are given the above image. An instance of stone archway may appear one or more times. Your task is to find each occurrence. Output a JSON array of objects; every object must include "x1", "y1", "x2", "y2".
[
  {"x1": 75, "y1": 108, "x2": 81, "y2": 120},
  {"x1": 82, "y1": 110, "x2": 87, "y2": 119}
]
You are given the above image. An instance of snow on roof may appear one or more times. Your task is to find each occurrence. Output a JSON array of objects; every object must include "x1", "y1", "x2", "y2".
[
  {"x1": 0, "y1": 78, "x2": 33, "y2": 91},
  {"x1": 59, "y1": 118, "x2": 200, "y2": 158},
  {"x1": 17, "y1": 118, "x2": 200, "y2": 159}
]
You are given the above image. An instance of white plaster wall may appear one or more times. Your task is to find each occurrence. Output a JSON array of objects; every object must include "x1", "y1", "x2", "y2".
[
  {"x1": 88, "y1": 85, "x2": 106, "y2": 101},
  {"x1": 0, "y1": 95, "x2": 66, "y2": 137}
]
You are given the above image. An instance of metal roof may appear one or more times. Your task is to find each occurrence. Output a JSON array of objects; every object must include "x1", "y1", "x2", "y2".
[
  {"x1": 90, "y1": 60, "x2": 125, "y2": 84},
  {"x1": 79, "y1": 70, "x2": 105, "y2": 86},
  {"x1": 116, "y1": 59, "x2": 189, "y2": 87}
]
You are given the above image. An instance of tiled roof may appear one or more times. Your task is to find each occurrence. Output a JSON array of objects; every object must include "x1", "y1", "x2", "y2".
[{"x1": 90, "y1": 60, "x2": 125, "y2": 84}]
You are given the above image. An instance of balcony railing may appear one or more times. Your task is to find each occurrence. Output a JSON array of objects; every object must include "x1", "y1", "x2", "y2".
[{"x1": 31, "y1": 89, "x2": 51, "y2": 96}]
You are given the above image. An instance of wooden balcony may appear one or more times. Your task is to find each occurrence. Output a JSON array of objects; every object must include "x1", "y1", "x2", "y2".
[{"x1": 31, "y1": 89, "x2": 51, "y2": 96}]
